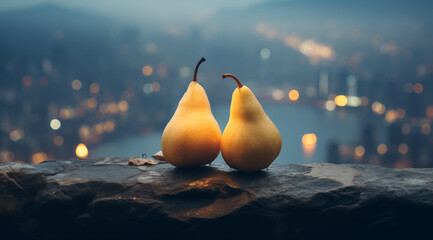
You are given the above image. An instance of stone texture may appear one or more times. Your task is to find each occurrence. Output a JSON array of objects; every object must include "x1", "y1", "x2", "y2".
[{"x1": 1, "y1": 158, "x2": 433, "y2": 240}]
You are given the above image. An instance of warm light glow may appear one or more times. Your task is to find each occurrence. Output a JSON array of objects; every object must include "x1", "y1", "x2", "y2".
[
  {"x1": 421, "y1": 123, "x2": 431, "y2": 135},
  {"x1": 118, "y1": 100, "x2": 129, "y2": 112},
  {"x1": 288, "y1": 89, "x2": 300, "y2": 101},
  {"x1": 107, "y1": 102, "x2": 118, "y2": 114},
  {"x1": 53, "y1": 135, "x2": 64, "y2": 146},
  {"x1": 272, "y1": 89, "x2": 284, "y2": 101},
  {"x1": 334, "y1": 95, "x2": 348, "y2": 107},
  {"x1": 31, "y1": 152, "x2": 47, "y2": 164},
  {"x1": 377, "y1": 144, "x2": 387, "y2": 155},
  {"x1": 298, "y1": 39, "x2": 335, "y2": 62},
  {"x1": 393, "y1": 159, "x2": 411, "y2": 168},
  {"x1": 142, "y1": 65, "x2": 153, "y2": 76},
  {"x1": 59, "y1": 109, "x2": 71, "y2": 120},
  {"x1": 325, "y1": 100, "x2": 336, "y2": 111},
  {"x1": 0, "y1": 151, "x2": 14, "y2": 163},
  {"x1": 87, "y1": 98, "x2": 98, "y2": 109},
  {"x1": 104, "y1": 121, "x2": 116, "y2": 132},
  {"x1": 79, "y1": 125, "x2": 91, "y2": 138},
  {"x1": 9, "y1": 129, "x2": 24, "y2": 142},
  {"x1": 302, "y1": 133, "x2": 317, "y2": 158},
  {"x1": 413, "y1": 83, "x2": 423, "y2": 94},
  {"x1": 302, "y1": 133, "x2": 317, "y2": 145},
  {"x1": 385, "y1": 110, "x2": 398, "y2": 123},
  {"x1": 71, "y1": 79, "x2": 82, "y2": 90},
  {"x1": 90, "y1": 83, "x2": 100, "y2": 94},
  {"x1": 372, "y1": 101, "x2": 386, "y2": 115},
  {"x1": 397, "y1": 108, "x2": 406, "y2": 118},
  {"x1": 50, "y1": 119, "x2": 61, "y2": 130},
  {"x1": 354, "y1": 145, "x2": 365, "y2": 158},
  {"x1": 93, "y1": 123, "x2": 104, "y2": 135},
  {"x1": 76, "y1": 143, "x2": 89, "y2": 159},
  {"x1": 398, "y1": 143, "x2": 408, "y2": 155}
]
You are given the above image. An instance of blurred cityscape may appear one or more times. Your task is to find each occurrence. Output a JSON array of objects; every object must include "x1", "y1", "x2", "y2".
[{"x1": 1, "y1": 0, "x2": 433, "y2": 168}]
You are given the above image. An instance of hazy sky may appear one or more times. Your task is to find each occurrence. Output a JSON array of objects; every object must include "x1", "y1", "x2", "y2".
[{"x1": 0, "y1": 0, "x2": 267, "y2": 23}]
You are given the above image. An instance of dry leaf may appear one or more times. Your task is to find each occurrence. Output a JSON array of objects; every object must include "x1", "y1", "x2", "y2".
[
  {"x1": 152, "y1": 151, "x2": 166, "y2": 161},
  {"x1": 128, "y1": 155, "x2": 160, "y2": 166},
  {"x1": 128, "y1": 157, "x2": 146, "y2": 166}
]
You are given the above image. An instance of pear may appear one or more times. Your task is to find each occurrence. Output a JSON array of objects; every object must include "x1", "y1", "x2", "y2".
[
  {"x1": 221, "y1": 74, "x2": 282, "y2": 172},
  {"x1": 161, "y1": 58, "x2": 221, "y2": 167}
]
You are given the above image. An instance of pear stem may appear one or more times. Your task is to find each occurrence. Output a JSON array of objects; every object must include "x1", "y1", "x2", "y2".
[
  {"x1": 193, "y1": 57, "x2": 206, "y2": 82},
  {"x1": 222, "y1": 74, "x2": 243, "y2": 88}
]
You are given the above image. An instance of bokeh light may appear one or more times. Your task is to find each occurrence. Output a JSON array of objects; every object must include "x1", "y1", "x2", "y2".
[
  {"x1": 142, "y1": 65, "x2": 153, "y2": 76},
  {"x1": 334, "y1": 95, "x2": 348, "y2": 107},
  {"x1": 71, "y1": 79, "x2": 82, "y2": 90},
  {"x1": 377, "y1": 144, "x2": 388, "y2": 155},
  {"x1": 50, "y1": 119, "x2": 61, "y2": 130},
  {"x1": 76, "y1": 143, "x2": 89, "y2": 158},
  {"x1": 288, "y1": 89, "x2": 300, "y2": 101}
]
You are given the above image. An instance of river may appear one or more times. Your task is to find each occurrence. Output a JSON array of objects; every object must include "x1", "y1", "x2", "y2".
[{"x1": 90, "y1": 103, "x2": 386, "y2": 164}]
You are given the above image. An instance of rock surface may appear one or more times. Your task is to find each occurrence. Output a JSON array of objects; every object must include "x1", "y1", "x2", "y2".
[{"x1": 1, "y1": 158, "x2": 433, "y2": 240}]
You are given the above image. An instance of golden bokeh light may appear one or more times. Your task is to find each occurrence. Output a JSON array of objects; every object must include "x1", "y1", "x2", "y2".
[
  {"x1": 385, "y1": 110, "x2": 398, "y2": 123},
  {"x1": 103, "y1": 121, "x2": 116, "y2": 132},
  {"x1": 87, "y1": 98, "x2": 98, "y2": 109},
  {"x1": 354, "y1": 145, "x2": 365, "y2": 158},
  {"x1": 398, "y1": 143, "x2": 408, "y2": 155},
  {"x1": 0, "y1": 151, "x2": 15, "y2": 163},
  {"x1": 302, "y1": 133, "x2": 317, "y2": 145},
  {"x1": 31, "y1": 152, "x2": 47, "y2": 164},
  {"x1": 59, "y1": 109, "x2": 71, "y2": 120},
  {"x1": 79, "y1": 125, "x2": 91, "y2": 138},
  {"x1": 89, "y1": 83, "x2": 100, "y2": 94},
  {"x1": 288, "y1": 89, "x2": 300, "y2": 101},
  {"x1": 71, "y1": 79, "x2": 82, "y2": 90},
  {"x1": 118, "y1": 100, "x2": 129, "y2": 112},
  {"x1": 421, "y1": 123, "x2": 431, "y2": 135},
  {"x1": 372, "y1": 101, "x2": 386, "y2": 115},
  {"x1": 413, "y1": 83, "x2": 423, "y2": 94},
  {"x1": 9, "y1": 129, "x2": 24, "y2": 142},
  {"x1": 377, "y1": 144, "x2": 387, "y2": 155},
  {"x1": 107, "y1": 102, "x2": 118, "y2": 114},
  {"x1": 76, "y1": 143, "x2": 89, "y2": 159},
  {"x1": 142, "y1": 65, "x2": 153, "y2": 76},
  {"x1": 334, "y1": 95, "x2": 348, "y2": 107}
]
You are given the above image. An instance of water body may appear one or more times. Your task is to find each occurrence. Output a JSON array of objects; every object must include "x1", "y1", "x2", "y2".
[{"x1": 90, "y1": 103, "x2": 386, "y2": 164}]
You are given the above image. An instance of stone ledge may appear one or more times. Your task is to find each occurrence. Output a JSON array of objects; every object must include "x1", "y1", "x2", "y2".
[{"x1": 1, "y1": 158, "x2": 433, "y2": 240}]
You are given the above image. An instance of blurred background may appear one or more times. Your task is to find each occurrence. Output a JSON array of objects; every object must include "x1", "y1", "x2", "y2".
[{"x1": 1, "y1": 0, "x2": 433, "y2": 168}]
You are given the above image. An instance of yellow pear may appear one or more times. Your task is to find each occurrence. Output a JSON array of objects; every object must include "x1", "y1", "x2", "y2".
[
  {"x1": 221, "y1": 74, "x2": 282, "y2": 172},
  {"x1": 161, "y1": 58, "x2": 221, "y2": 167}
]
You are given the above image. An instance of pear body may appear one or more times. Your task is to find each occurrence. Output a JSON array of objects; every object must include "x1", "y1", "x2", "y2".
[
  {"x1": 221, "y1": 86, "x2": 282, "y2": 172},
  {"x1": 162, "y1": 81, "x2": 221, "y2": 167}
]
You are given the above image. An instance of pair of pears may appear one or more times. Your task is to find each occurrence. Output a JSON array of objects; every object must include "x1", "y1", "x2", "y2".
[{"x1": 161, "y1": 58, "x2": 282, "y2": 172}]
